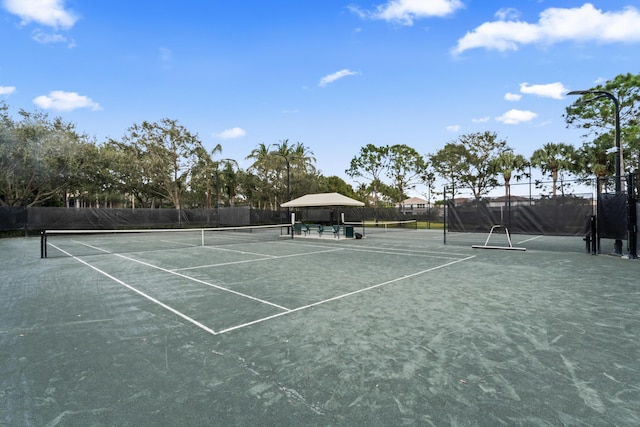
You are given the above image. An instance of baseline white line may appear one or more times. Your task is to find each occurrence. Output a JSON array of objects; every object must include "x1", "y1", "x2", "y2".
[
  {"x1": 48, "y1": 243, "x2": 219, "y2": 336},
  {"x1": 216, "y1": 254, "x2": 476, "y2": 335}
]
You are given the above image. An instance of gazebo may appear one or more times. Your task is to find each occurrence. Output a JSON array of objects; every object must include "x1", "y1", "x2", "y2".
[{"x1": 281, "y1": 192, "x2": 364, "y2": 238}]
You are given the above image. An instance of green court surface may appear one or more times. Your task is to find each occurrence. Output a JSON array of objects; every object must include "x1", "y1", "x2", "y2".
[{"x1": 2, "y1": 229, "x2": 639, "y2": 426}]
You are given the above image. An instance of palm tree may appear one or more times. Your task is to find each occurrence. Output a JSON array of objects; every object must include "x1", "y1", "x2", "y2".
[
  {"x1": 530, "y1": 143, "x2": 577, "y2": 196},
  {"x1": 246, "y1": 143, "x2": 275, "y2": 208},
  {"x1": 491, "y1": 149, "x2": 528, "y2": 198},
  {"x1": 270, "y1": 139, "x2": 315, "y2": 203},
  {"x1": 577, "y1": 133, "x2": 615, "y2": 193}
]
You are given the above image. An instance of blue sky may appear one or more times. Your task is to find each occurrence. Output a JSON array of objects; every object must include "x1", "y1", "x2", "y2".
[{"x1": 1, "y1": 0, "x2": 640, "y2": 196}]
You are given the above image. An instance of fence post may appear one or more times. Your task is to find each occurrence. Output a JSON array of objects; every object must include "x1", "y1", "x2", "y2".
[
  {"x1": 443, "y1": 186, "x2": 447, "y2": 245},
  {"x1": 627, "y1": 172, "x2": 637, "y2": 259}
]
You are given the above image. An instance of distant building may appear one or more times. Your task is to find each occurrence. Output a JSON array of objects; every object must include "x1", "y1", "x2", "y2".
[
  {"x1": 487, "y1": 195, "x2": 532, "y2": 207},
  {"x1": 397, "y1": 197, "x2": 429, "y2": 215}
]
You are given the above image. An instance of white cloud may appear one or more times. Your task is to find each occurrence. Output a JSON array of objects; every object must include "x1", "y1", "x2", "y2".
[
  {"x1": 495, "y1": 8, "x2": 520, "y2": 21},
  {"x1": 452, "y1": 3, "x2": 640, "y2": 55},
  {"x1": 0, "y1": 86, "x2": 16, "y2": 95},
  {"x1": 496, "y1": 109, "x2": 537, "y2": 125},
  {"x1": 504, "y1": 92, "x2": 522, "y2": 101},
  {"x1": 350, "y1": 0, "x2": 464, "y2": 25},
  {"x1": 520, "y1": 82, "x2": 568, "y2": 99},
  {"x1": 446, "y1": 124, "x2": 460, "y2": 132},
  {"x1": 472, "y1": 116, "x2": 490, "y2": 123},
  {"x1": 214, "y1": 127, "x2": 246, "y2": 139},
  {"x1": 4, "y1": 0, "x2": 78, "y2": 29},
  {"x1": 32, "y1": 29, "x2": 75, "y2": 47},
  {"x1": 33, "y1": 90, "x2": 100, "y2": 111},
  {"x1": 318, "y1": 69, "x2": 359, "y2": 87}
]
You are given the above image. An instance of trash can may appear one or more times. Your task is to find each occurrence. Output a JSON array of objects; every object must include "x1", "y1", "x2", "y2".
[{"x1": 345, "y1": 225, "x2": 354, "y2": 238}]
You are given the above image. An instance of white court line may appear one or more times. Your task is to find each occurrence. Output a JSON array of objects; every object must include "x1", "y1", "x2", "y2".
[
  {"x1": 69, "y1": 240, "x2": 291, "y2": 311},
  {"x1": 216, "y1": 254, "x2": 477, "y2": 335},
  {"x1": 48, "y1": 243, "x2": 220, "y2": 336},
  {"x1": 288, "y1": 240, "x2": 464, "y2": 259},
  {"x1": 50, "y1": 241, "x2": 475, "y2": 336},
  {"x1": 174, "y1": 247, "x2": 345, "y2": 271},
  {"x1": 344, "y1": 246, "x2": 465, "y2": 260},
  {"x1": 111, "y1": 253, "x2": 291, "y2": 311},
  {"x1": 201, "y1": 245, "x2": 279, "y2": 258},
  {"x1": 517, "y1": 235, "x2": 544, "y2": 244}
]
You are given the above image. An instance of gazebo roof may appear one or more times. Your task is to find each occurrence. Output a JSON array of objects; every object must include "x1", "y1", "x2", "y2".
[{"x1": 280, "y1": 192, "x2": 365, "y2": 208}]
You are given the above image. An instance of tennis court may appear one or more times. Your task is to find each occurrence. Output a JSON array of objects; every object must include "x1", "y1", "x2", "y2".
[{"x1": 2, "y1": 227, "x2": 639, "y2": 426}]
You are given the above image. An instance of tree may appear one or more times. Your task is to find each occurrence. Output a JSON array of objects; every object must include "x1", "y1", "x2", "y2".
[
  {"x1": 120, "y1": 118, "x2": 204, "y2": 209},
  {"x1": 576, "y1": 134, "x2": 615, "y2": 193},
  {"x1": 246, "y1": 143, "x2": 275, "y2": 209},
  {"x1": 429, "y1": 142, "x2": 466, "y2": 200},
  {"x1": 431, "y1": 132, "x2": 506, "y2": 200},
  {"x1": 345, "y1": 144, "x2": 388, "y2": 213},
  {"x1": 385, "y1": 144, "x2": 427, "y2": 207},
  {"x1": 565, "y1": 72, "x2": 640, "y2": 174},
  {"x1": 317, "y1": 175, "x2": 358, "y2": 199},
  {"x1": 270, "y1": 139, "x2": 316, "y2": 204},
  {"x1": 491, "y1": 149, "x2": 528, "y2": 198},
  {"x1": 530, "y1": 142, "x2": 578, "y2": 197},
  {"x1": 220, "y1": 159, "x2": 240, "y2": 206},
  {"x1": 189, "y1": 144, "x2": 223, "y2": 208},
  {"x1": 245, "y1": 139, "x2": 317, "y2": 209},
  {"x1": 0, "y1": 104, "x2": 92, "y2": 206}
]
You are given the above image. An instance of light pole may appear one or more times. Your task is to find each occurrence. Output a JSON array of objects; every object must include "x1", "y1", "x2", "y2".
[
  {"x1": 568, "y1": 89, "x2": 623, "y2": 254},
  {"x1": 567, "y1": 90, "x2": 622, "y2": 192}
]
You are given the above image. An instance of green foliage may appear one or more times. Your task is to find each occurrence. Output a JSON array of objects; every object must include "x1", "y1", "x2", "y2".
[
  {"x1": 491, "y1": 149, "x2": 528, "y2": 197},
  {"x1": 245, "y1": 139, "x2": 318, "y2": 209},
  {"x1": 565, "y1": 72, "x2": 640, "y2": 174},
  {"x1": 0, "y1": 103, "x2": 93, "y2": 206},
  {"x1": 530, "y1": 142, "x2": 578, "y2": 197},
  {"x1": 385, "y1": 144, "x2": 427, "y2": 205},
  {"x1": 317, "y1": 176, "x2": 360, "y2": 199},
  {"x1": 430, "y1": 131, "x2": 507, "y2": 200},
  {"x1": 104, "y1": 118, "x2": 205, "y2": 209}
]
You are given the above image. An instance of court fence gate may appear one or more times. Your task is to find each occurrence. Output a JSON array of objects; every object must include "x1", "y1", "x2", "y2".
[{"x1": 596, "y1": 173, "x2": 638, "y2": 258}]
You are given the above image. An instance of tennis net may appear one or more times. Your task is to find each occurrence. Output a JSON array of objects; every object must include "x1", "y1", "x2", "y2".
[
  {"x1": 41, "y1": 224, "x2": 290, "y2": 258},
  {"x1": 343, "y1": 219, "x2": 418, "y2": 237}
]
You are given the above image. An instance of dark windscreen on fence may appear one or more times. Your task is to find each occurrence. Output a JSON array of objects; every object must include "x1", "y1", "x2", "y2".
[
  {"x1": 597, "y1": 193, "x2": 627, "y2": 240},
  {"x1": 447, "y1": 194, "x2": 594, "y2": 236},
  {"x1": 0, "y1": 206, "x2": 28, "y2": 231},
  {"x1": 0, "y1": 206, "x2": 286, "y2": 232}
]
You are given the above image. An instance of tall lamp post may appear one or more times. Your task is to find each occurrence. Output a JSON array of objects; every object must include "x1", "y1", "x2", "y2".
[
  {"x1": 567, "y1": 89, "x2": 623, "y2": 254},
  {"x1": 567, "y1": 90, "x2": 622, "y2": 192}
]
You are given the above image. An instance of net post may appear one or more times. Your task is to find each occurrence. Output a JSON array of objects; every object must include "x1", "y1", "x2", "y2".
[
  {"x1": 40, "y1": 230, "x2": 47, "y2": 258},
  {"x1": 201, "y1": 229, "x2": 205, "y2": 246},
  {"x1": 589, "y1": 215, "x2": 597, "y2": 255}
]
